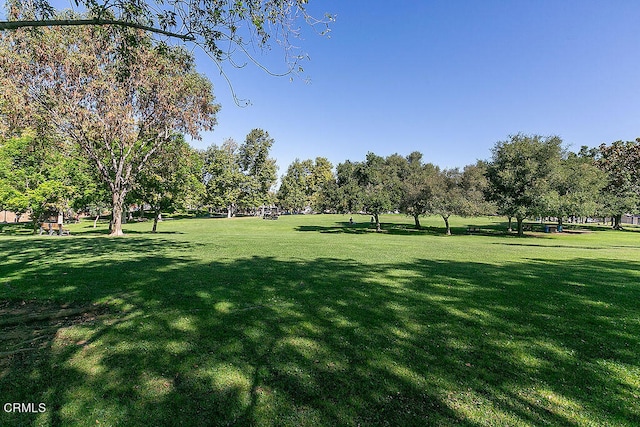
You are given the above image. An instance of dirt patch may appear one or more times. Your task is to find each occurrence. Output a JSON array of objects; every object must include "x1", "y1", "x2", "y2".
[{"x1": 0, "y1": 300, "x2": 111, "y2": 360}]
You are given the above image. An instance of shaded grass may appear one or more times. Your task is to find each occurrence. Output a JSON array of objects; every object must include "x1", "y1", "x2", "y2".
[{"x1": 1, "y1": 214, "x2": 639, "y2": 426}]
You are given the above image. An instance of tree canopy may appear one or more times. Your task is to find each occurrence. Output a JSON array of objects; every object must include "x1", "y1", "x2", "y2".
[
  {"x1": 2, "y1": 0, "x2": 333, "y2": 100},
  {"x1": 0, "y1": 21, "x2": 219, "y2": 235}
]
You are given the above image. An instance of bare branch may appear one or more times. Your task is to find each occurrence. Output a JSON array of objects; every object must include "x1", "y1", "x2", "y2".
[{"x1": 0, "y1": 19, "x2": 195, "y2": 41}]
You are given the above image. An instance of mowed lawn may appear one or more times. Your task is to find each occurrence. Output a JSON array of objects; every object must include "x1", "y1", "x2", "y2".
[{"x1": 1, "y1": 214, "x2": 639, "y2": 426}]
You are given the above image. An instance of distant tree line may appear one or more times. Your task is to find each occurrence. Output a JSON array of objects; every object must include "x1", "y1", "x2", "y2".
[{"x1": 276, "y1": 134, "x2": 640, "y2": 235}]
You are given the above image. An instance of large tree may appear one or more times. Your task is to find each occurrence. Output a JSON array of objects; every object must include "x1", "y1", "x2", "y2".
[
  {"x1": 0, "y1": 22, "x2": 219, "y2": 235},
  {"x1": 398, "y1": 152, "x2": 439, "y2": 229},
  {"x1": 130, "y1": 135, "x2": 204, "y2": 232},
  {"x1": 596, "y1": 139, "x2": 640, "y2": 229},
  {"x1": 548, "y1": 150, "x2": 606, "y2": 226},
  {"x1": 238, "y1": 129, "x2": 277, "y2": 213},
  {"x1": 486, "y1": 134, "x2": 563, "y2": 236},
  {"x1": 202, "y1": 138, "x2": 245, "y2": 218},
  {"x1": 277, "y1": 157, "x2": 334, "y2": 213}
]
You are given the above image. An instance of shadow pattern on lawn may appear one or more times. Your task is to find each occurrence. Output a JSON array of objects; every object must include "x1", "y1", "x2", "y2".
[
  {"x1": 1, "y1": 237, "x2": 639, "y2": 426},
  {"x1": 296, "y1": 221, "x2": 510, "y2": 237}
]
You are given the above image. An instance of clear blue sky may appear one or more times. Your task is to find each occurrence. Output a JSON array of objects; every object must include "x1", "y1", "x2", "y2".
[{"x1": 190, "y1": 0, "x2": 640, "y2": 176}]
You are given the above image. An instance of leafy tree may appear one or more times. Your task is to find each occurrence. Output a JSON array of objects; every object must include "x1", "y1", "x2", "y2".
[
  {"x1": 428, "y1": 169, "x2": 466, "y2": 236},
  {"x1": 203, "y1": 139, "x2": 245, "y2": 218},
  {"x1": 277, "y1": 159, "x2": 310, "y2": 213},
  {"x1": 357, "y1": 153, "x2": 398, "y2": 232},
  {"x1": 2, "y1": 0, "x2": 333, "y2": 95},
  {"x1": 277, "y1": 157, "x2": 334, "y2": 213},
  {"x1": 131, "y1": 135, "x2": 204, "y2": 232},
  {"x1": 486, "y1": 134, "x2": 563, "y2": 236},
  {"x1": 238, "y1": 129, "x2": 277, "y2": 213},
  {"x1": 0, "y1": 134, "x2": 70, "y2": 228},
  {"x1": 548, "y1": 151, "x2": 606, "y2": 226},
  {"x1": 333, "y1": 160, "x2": 363, "y2": 214},
  {"x1": 398, "y1": 152, "x2": 440, "y2": 229},
  {"x1": 596, "y1": 139, "x2": 640, "y2": 229},
  {"x1": 0, "y1": 22, "x2": 219, "y2": 235}
]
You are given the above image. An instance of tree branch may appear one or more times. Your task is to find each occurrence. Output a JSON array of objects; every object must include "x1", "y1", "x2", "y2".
[{"x1": 0, "y1": 19, "x2": 195, "y2": 41}]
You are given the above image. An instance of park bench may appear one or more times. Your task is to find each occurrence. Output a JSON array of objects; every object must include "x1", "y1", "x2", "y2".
[
  {"x1": 262, "y1": 213, "x2": 279, "y2": 220},
  {"x1": 39, "y1": 222, "x2": 70, "y2": 236},
  {"x1": 467, "y1": 225, "x2": 481, "y2": 234}
]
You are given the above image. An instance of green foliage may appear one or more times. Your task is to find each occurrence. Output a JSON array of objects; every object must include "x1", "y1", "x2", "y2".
[
  {"x1": 277, "y1": 157, "x2": 334, "y2": 213},
  {"x1": 238, "y1": 128, "x2": 277, "y2": 210},
  {"x1": 486, "y1": 134, "x2": 564, "y2": 235},
  {"x1": 0, "y1": 133, "x2": 82, "y2": 225},
  {"x1": 0, "y1": 20, "x2": 219, "y2": 235},
  {"x1": 202, "y1": 138, "x2": 245, "y2": 216},
  {"x1": 596, "y1": 139, "x2": 640, "y2": 228},
  {"x1": 130, "y1": 135, "x2": 204, "y2": 231}
]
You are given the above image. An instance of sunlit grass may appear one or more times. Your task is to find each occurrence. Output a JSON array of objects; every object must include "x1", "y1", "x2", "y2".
[{"x1": 1, "y1": 214, "x2": 639, "y2": 426}]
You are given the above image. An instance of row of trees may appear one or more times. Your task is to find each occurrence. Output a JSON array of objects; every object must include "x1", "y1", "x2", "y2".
[{"x1": 276, "y1": 134, "x2": 640, "y2": 235}]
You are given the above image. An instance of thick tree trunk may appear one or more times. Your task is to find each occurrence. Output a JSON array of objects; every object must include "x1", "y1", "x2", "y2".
[
  {"x1": 413, "y1": 214, "x2": 421, "y2": 229},
  {"x1": 374, "y1": 213, "x2": 381, "y2": 232},
  {"x1": 152, "y1": 208, "x2": 160, "y2": 233},
  {"x1": 110, "y1": 192, "x2": 126, "y2": 236},
  {"x1": 227, "y1": 205, "x2": 233, "y2": 218},
  {"x1": 443, "y1": 215, "x2": 451, "y2": 235},
  {"x1": 613, "y1": 214, "x2": 623, "y2": 230},
  {"x1": 507, "y1": 216, "x2": 512, "y2": 232},
  {"x1": 516, "y1": 216, "x2": 524, "y2": 236}
]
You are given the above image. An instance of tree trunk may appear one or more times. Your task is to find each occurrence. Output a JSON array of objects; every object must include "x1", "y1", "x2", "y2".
[
  {"x1": 613, "y1": 214, "x2": 623, "y2": 230},
  {"x1": 93, "y1": 214, "x2": 100, "y2": 228},
  {"x1": 374, "y1": 213, "x2": 381, "y2": 232},
  {"x1": 413, "y1": 214, "x2": 421, "y2": 229},
  {"x1": 516, "y1": 216, "x2": 524, "y2": 236},
  {"x1": 443, "y1": 215, "x2": 451, "y2": 235},
  {"x1": 507, "y1": 216, "x2": 512, "y2": 232},
  {"x1": 557, "y1": 217, "x2": 563, "y2": 227},
  {"x1": 110, "y1": 192, "x2": 126, "y2": 236},
  {"x1": 227, "y1": 205, "x2": 233, "y2": 218},
  {"x1": 152, "y1": 208, "x2": 160, "y2": 233}
]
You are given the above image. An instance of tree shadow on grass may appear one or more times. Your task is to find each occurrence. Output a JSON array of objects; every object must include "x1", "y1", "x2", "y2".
[{"x1": 0, "y1": 237, "x2": 639, "y2": 426}]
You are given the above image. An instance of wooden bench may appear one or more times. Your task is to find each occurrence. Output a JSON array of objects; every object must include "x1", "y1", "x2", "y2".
[
  {"x1": 467, "y1": 226, "x2": 481, "y2": 234},
  {"x1": 262, "y1": 213, "x2": 279, "y2": 220},
  {"x1": 39, "y1": 222, "x2": 70, "y2": 236}
]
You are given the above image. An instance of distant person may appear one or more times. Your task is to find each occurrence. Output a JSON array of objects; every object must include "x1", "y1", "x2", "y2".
[{"x1": 349, "y1": 217, "x2": 353, "y2": 225}]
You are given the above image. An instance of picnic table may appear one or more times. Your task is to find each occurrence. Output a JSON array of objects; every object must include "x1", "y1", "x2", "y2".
[{"x1": 39, "y1": 222, "x2": 70, "y2": 236}]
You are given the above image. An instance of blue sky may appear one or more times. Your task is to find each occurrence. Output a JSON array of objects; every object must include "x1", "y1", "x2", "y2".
[{"x1": 190, "y1": 1, "x2": 640, "y2": 176}]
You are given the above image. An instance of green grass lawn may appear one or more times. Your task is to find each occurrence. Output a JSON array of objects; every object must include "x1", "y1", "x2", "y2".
[{"x1": 1, "y1": 214, "x2": 639, "y2": 426}]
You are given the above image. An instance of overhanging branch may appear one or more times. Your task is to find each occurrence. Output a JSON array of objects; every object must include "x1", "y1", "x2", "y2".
[{"x1": 0, "y1": 19, "x2": 195, "y2": 41}]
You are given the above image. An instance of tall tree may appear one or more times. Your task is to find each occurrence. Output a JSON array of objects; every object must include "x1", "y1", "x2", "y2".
[
  {"x1": 0, "y1": 22, "x2": 219, "y2": 235},
  {"x1": 596, "y1": 139, "x2": 640, "y2": 229},
  {"x1": 357, "y1": 153, "x2": 396, "y2": 232},
  {"x1": 486, "y1": 134, "x2": 563, "y2": 236},
  {"x1": 277, "y1": 159, "x2": 311, "y2": 213},
  {"x1": 398, "y1": 152, "x2": 440, "y2": 229},
  {"x1": 130, "y1": 135, "x2": 204, "y2": 232},
  {"x1": 203, "y1": 139, "x2": 245, "y2": 218},
  {"x1": 238, "y1": 129, "x2": 277, "y2": 212},
  {"x1": 549, "y1": 151, "x2": 606, "y2": 226},
  {"x1": 277, "y1": 157, "x2": 334, "y2": 213}
]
